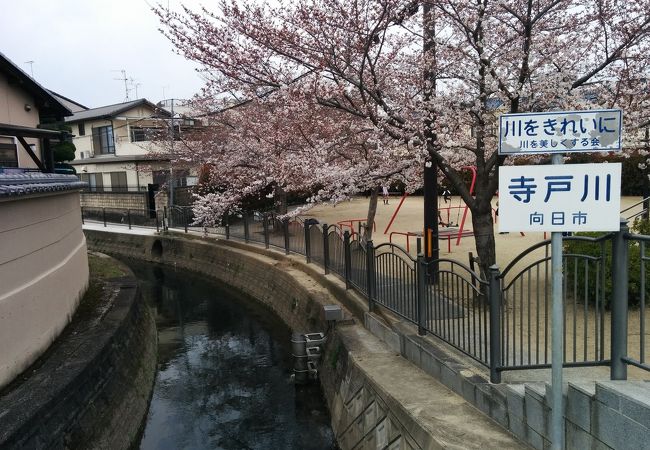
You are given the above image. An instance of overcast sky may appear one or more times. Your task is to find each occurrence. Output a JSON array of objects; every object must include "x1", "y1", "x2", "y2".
[{"x1": 0, "y1": 0, "x2": 206, "y2": 108}]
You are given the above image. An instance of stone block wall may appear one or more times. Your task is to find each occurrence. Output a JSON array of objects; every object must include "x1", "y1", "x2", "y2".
[
  {"x1": 80, "y1": 191, "x2": 148, "y2": 210},
  {"x1": 361, "y1": 305, "x2": 650, "y2": 450}
]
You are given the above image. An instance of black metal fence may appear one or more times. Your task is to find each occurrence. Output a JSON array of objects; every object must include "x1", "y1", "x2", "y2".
[{"x1": 82, "y1": 208, "x2": 649, "y2": 383}]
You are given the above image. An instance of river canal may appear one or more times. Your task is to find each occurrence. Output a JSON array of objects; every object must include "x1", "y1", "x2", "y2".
[{"x1": 126, "y1": 262, "x2": 336, "y2": 450}]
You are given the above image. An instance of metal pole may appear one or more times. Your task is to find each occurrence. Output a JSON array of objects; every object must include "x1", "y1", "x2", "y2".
[
  {"x1": 344, "y1": 231, "x2": 351, "y2": 289},
  {"x1": 102, "y1": 207, "x2": 106, "y2": 227},
  {"x1": 283, "y1": 219, "x2": 290, "y2": 255},
  {"x1": 225, "y1": 214, "x2": 230, "y2": 239},
  {"x1": 611, "y1": 219, "x2": 629, "y2": 380},
  {"x1": 163, "y1": 206, "x2": 168, "y2": 231},
  {"x1": 168, "y1": 99, "x2": 175, "y2": 212},
  {"x1": 127, "y1": 209, "x2": 132, "y2": 230},
  {"x1": 366, "y1": 240, "x2": 375, "y2": 312},
  {"x1": 323, "y1": 224, "x2": 330, "y2": 274},
  {"x1": 244, "y1": 213, "x2": 250, "y2": 243},
  {"x1": 263, "y1": 215, "x2": 270, "y2": 249},
  {"x1": 423, "y1": 1, "x2": 439, "y2": 282},
  {"x1": 184, "y1": 208, "x2": 188, "y2": 233},
  {"x1": 550, "y1": 153, "x2": 564, "y2": 450},
  {"x1": 81, "y1": 206, "x2": 84, "y2": 224},
  {"x1": 424, "y1": 161, "x2": 439, "y2": 281},
  {"x1": 156, "y1": 211, "x2": 160, "y2": 233},
  {"x1": 489, "y1": 265, "x2": 502, "y2": 384},
  {"x1": 417, "y1": 254, "x2": 426, "y2": 336},
  {"x1": 305, "y1": 224, "x2": 311, "y2": 263}
]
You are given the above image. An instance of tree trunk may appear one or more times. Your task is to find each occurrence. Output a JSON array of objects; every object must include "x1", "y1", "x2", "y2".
[
  {"x1": 470, "y1": 197, "x2": 496, "y2": 280},
  {"x1": 365, "y1": 187, "x2": 379, "y2": 241},
  {"x1": 275, "y1": 185, "x2": 288, "y2": 215}
]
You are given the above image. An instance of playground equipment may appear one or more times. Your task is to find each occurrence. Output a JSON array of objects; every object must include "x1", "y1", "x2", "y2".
[
  {"x1": 384, "y1": 166, "x2": 479, "y2": 252},
  {"x1": 337, "y1": 218, "x2": 376, "y2": 238}
]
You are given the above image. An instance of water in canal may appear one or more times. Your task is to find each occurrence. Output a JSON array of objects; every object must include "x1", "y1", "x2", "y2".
[{"x1": 127, "y1": 262, "x2": 336, "y2": 450}]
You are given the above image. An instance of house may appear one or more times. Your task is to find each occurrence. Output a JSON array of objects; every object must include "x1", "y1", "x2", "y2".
[
  {"x1": 65, "y1": 99, "x2": 199, "y2": 204},
  {"x1": 0, "y1": 52, "x2": 88, "y2": 388},
  {"x1": 0, "y1": 51, "x2": 71, "y2": 170}
]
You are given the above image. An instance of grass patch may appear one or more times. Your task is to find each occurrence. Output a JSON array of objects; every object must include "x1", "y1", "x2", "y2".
[{"x1": 88, "y1": 253, "x2": 128, "y2": 280}]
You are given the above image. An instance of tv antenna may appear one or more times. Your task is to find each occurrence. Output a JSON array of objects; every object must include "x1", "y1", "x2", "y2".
[
  {"x1": 112, "y1": 69, "x2": 132, "y2": 101},
  {"x1": 24, "y1": 60, "x2": 34, "y2": 77},
  {"x1": 130, "y1": 78, "x2": 142, "y2": 99}
]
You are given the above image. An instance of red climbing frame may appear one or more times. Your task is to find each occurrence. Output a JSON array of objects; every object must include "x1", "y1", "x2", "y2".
[{"x1": 384, "y1": 166, "x2": 478, "y2": 250}]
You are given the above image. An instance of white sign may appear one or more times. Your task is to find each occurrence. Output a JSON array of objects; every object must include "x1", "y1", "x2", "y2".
[
  {"x1": 498, "y1": 109, "x2": 622, "y2": 155},
  {"x1": 498, "y1": 163, "x2": 621, "y2": 232}
]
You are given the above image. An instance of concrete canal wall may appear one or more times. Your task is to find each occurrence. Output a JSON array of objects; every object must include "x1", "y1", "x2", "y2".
[
  {"x1": 0, "y1": 260, "x2": 156, "y2": 449},
  {"x1": 85, "y1": 230, "x2": 527, "y2": 449}
]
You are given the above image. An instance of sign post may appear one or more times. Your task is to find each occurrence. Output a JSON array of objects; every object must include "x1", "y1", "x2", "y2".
[
  {"x1": 498, "y1": 109, "x2": 622, "y2": 450},
  {"x1": 549, "y1": 153, "x2": 564, "y2": 450}
]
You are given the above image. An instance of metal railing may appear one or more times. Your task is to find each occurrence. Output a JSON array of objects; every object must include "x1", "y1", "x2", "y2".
[
  {"x1": 82, "y1": 207, "x2": 650, "y2": 383},
  {"x1": 498, "y1": 235, "x2": 611, "y2": 374}
]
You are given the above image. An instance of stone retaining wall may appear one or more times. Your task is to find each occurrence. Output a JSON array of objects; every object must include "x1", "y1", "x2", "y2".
[{"x1": 0, "y1": 268, "x2": 157, "y2": 449}]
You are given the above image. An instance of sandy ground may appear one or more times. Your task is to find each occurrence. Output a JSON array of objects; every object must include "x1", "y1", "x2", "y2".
[
  {"x1": 299, "y1": 195, "x2": 650, "y2": 381},
  {"x1": 300, "y1": 195, "x2": 646, "y2": 265}
]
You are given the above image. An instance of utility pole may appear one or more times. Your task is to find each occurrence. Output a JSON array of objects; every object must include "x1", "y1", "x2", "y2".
[
  {"x1": 169, "y1": 98, "x2": 175, "y2": 209},
  {"x1": 423, "y1": 1, "x2": 439, "y2": 277}
]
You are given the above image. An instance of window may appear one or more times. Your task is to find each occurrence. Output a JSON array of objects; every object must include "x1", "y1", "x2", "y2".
[
  {"x1": 92, "y1": 126, "x2": 115, "y2": 154},
  {"x1": 109, "y1": 171, "x2": 128, "y2": 191},
  {"x1": 152, "y1": 169, "x2": 189, "y2": 187},
  {"x1": 0, "y1": 142, "x2": 18, "y2": 167},
  {"x1": 79, "y1": 172, "x2": 104, "y2": 192},
  {"x1": 152, "y1": 169, "x2": 168, "y2": 186},
  {"x1": 78, "y1": 123, "x2": 85, "y2": 136},
  {"x1": 129, "y1": 126, "x2": 159, "y2": 142},
  {"x1": 130, "y1": 127, "x2": 146, "y2": 142}
]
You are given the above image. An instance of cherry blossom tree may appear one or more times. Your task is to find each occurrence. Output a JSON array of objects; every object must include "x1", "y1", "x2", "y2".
[
  {"x1": 164, "y1": 88, "x2": 421, "y2": 240},
  {"x1": 156, "y1": 0, "x2": 650, "y2": 276}
]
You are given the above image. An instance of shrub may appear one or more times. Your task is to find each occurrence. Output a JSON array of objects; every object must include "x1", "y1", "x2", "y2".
[{"x1": 564, "y1": 220, "x2": 650, "y2": 308}]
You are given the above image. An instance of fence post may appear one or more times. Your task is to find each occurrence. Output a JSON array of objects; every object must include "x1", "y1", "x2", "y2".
[
  {"x1": 244, "y1": 213, "x2": 250, "y2": 243},
  {"x1": 283, "y1": 219, "x2": 290, "y2": 255},
  {"x1": 323, "y1": 224, "x2": 330, "y2": 274},
  {"x1": 611, "y1": 219, "x2": 629, "y2": 380},
  {"x1": 127, "y1": 209, "x2": 132, "y2": 230},
  {"x1": 263, "y1": 215, "x2": 270, "y2": 249},
  {"x1": 184, "y1": 209, "x2": 188, "y2": 233},
  {"x1": 488, "y1": 264, "x2": 502, "y2": 384},
  {"x1": 81, "y1": 206, "x2": 84, "y2": 224},
  {"x1": 225, "y1": 214, "x2": 230, "y2": 239},
  {"x1": 344, "y1": 231, "x2": 351, "y2": 289},
  {"x1": 102, "y1": 208, "x2": 107, "y2": 227},
  {"x1": 366, "y1": 240, "x2": 375, "y2": 312},
  {"x1": 417, "y1": 254, "x2": 427, "y2": 336},
  {"x1": 305, "y1": 225, "x2": 312, "y2": 263}
]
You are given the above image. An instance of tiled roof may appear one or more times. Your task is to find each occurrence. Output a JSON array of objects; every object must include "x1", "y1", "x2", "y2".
[
  {"x1": 64, "y1": 99, "x2": 170, "y2": 123},
  {"x1": 0, "y1": 172, "x2": 86, "y2": 198}
]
